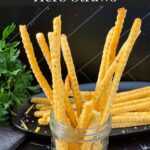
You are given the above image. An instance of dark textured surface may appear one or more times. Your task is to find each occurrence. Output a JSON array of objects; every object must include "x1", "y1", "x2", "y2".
[
  {"x1": 0, "y1": 2, "x2": 150, "y2": 84},
  {"x1": 0, "y1": 126, "x2": 25, "y2": 150}
]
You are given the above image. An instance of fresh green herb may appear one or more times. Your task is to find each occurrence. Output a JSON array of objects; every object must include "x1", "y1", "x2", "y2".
[{"x1": 0, "y1": 23, "x2": 40, "y2": 124}]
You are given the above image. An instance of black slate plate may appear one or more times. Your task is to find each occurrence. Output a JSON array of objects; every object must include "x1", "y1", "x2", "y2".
[{"x1": 12, "y1": 81, "x2": 150, "y2": 138}]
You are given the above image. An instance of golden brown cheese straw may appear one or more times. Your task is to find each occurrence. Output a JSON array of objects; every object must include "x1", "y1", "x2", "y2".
[
  {"x1": 108, "y1": 7, "x2": 127, "y2": 66},
  {"x1": 81, "y1": 111, "x2": 100, "y2": 150},
  {"x1": 38, "y1": 117, "x2": 50, "y2": 125},
  {"x1": 31, "y1": 97, "x2": 50, "y2": 104},
  {"x1": 113, "y1": 96, "x2": 150, "y2": 109},
  {"x1": 19, "y1": 26, "x2": 53, "y2": 104},
  {"x1": 61, "y1": 34, "x2": 83, "y2": 117},
  {"x1": 51, "y1": 16, "x2": 69, "y2": 150},
  {"x1": 96, "y1": 27, "x2": 114, "y2": 89},
  {"x1": 114, "y1": 89, "x2": 150, "y2": 104},
  {"x1": 100, "y1": 18, "x2": 142, "y2": 124},
  {"x1": 35, "y1": 104, "x2": 51, "y2": 109},
  {"x1": 36, "y1": 33, "x2": 52, "y2": 71},
  {"x1": 77, "y1": 101, "x2": 94, "y2": 129},
  {"x1": 112, "y1": 115, "x2": 150, "y2": 124},
  {"x1": 50, "y1": 20, "x2": 69, "y2": 126},
  {"x1": 49, "y1": 32, "x2": 77, "y2": 127},
  {"x1": 112, "y1": 99, "x2": 150, "y2": 115},
  {"x1": 118, "y1": 112, "x2": 150, "y2": 116},
  {"x1": 40, "y1": 106, "x2": 51, "y2": 111},
  {"x1": 112, "y1": 122, "x2": 150, "y2": 128},
  {"x1": 34, "y1": 110, "x2": 50, "y2": 118},
  {"x1": 43, "y1": 111, "x2": 51, "y2": 118},
  {"x1": 116, "y1": 86, "x2": 150, "y2": 98},
  {"x1": 93, "y1": 60, "x2": 118, "y2": 110}
]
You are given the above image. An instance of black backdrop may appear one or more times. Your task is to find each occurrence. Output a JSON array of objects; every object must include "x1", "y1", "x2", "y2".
[{"x1": 0, "y1": 1, "x2": 150, "y2": 84}]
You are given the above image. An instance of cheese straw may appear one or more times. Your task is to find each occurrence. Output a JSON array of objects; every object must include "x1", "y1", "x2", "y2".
[
  {"x1": 50, "y1": 16, "x2": 69, "y2": 150},
  {"x1": 77, "y1": 101, "x2": 94, "y2": 129},
  {"x1": 108, "y1": 7, "x2": 127, "y2": 66},
  {"x1": 118, "y1": 112, "x2": 150, "y2": 116},
  {"x1": 31, "y1": 97, "x2": 50, "y2": 104},
  {"x1": 100, "y1": 18, "x2": 141, "y2": 125},
  {"x1": 35, "y1": 104, "x2": 51, "y2": 109},
  {"x1": 112, "y1": 99, "x2": 150, "y2": 115},
  {"x1": 96, "y1": 27, "x2": 114, "y2": 87},
  {"x1": 19, "y1": 26, "x2": 53, "y2": 104},
  {"x1": 49, "y1": 32, "x2": 77, "y2": 127},
  {"x1": 93, "y1": 59, "x2": 118, "y2": 110},
  {"x1": 114, "y1": 89, "x2": 150, "y2": 104},
  {"x1": 61, "y1": 34, "x2": 83, "y2": 117},
  {"x1": 112, "y1": 122, "x2": 150, "y2": 128},
  {"x1": 38, "y1": 116, "x2": 50, "y2": 125},
  {"x1": 113, "y1": 115, "x2": 150, "y2": 124},
  {"x1": 34, "y1": 110, "x2": 50, "y2": 118},
  {"x1": 81, "y1": 111, "x2": 101, "y2": 150},
  {"x1": 116, "y1": 86, "x2": 150, "y2": 98},
  {"x1": 36, "y1": 33, "x2": 52, "y2": 71},
  {"x1": 113, "y1": 96, "x2": 150, "y2": 109}
]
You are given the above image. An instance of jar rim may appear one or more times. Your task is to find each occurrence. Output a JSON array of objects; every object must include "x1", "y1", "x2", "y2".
[
  {"x1": 50, "y1": 109, "x2": 111, "y2": 131},
  {"x1": 50, "y1": 110, "x2": 112, "y2": 142}
]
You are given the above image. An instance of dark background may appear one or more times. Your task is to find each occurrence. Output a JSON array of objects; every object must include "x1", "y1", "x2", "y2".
[{"x1": 0, "y1": 1, "x2": 150, "y2": 84}]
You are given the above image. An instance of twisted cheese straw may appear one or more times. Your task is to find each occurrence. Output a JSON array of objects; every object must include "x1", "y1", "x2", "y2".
[
  {"x1": 112, "y1": 122, "x2": 150, "y2": 128},
  {"x1": 100, "y1": 18, "x2": 142, "y2": 125},
  {"x1": 61, "y1": 34, "x2": 83, "y2": 117},
  {"x1": 38, "y1": 116, "x2": 50, "y2": 125},
  {"x1": 34, "y1": 110, "x2": 50, "y2": 118},
  {"x1": 112, "y1": 98, "x2": 150, "y2": 115},
  {"x1": 51, "y1": 16, "x2": 69, "y2": 149},
  {"x1": 48, "y1": 32, "x2": 77, "y2": 127},
  {"x1": 36, "y1": 33, "x2": 52, "y2": 70},
  {"x1": 77, "y1": 101, "x2": 94, "y2": 129},
  {"x1": 96, "y1": 27, "x2": 114, "y2": 87},
  {"x1": 113, "y1": 96, "x2": 150, "y2": 109},
  {"x1": 50, "y1": 16, "x2": 69, "y2": 126},
  {"x1": 96, "y1": 8, "x2": 127, "y2": 113},
  {"x1": 35, "y1": 103, "x2": 51, "y2": 109},
  {"x1": 116, "y1": 86, "x2": 150, "y2": 98},
  {"x1": 114, "y1": 89, "x2": 150, "y2": 104},
  {"x1": 92, "y1": 59, "x2": 118, "y2": 110},
  {"x1": 81, "y1": 111, "x2": 100, "y2": 150},
  {"x1": 19, "y1": 26, "x2": 53, "y2": 104},
  {"x1": 118, "y1": 112, "x2": 150, "y2": 116},
  {"x1": 31, "y1": 97, "x2": 50, "y2": 104},
  {"x1": 68, "y1": 101, "x2": 94, "y2": 150},
  {"x1": 113, "y1": 115, "x2": 150, "y2": 124},
  {"x1": 36, "y1": 32, "x2": 70, "y2": 94},
  {"x1": 108, "y1": 7, "x2": 127, "y2": 67}
]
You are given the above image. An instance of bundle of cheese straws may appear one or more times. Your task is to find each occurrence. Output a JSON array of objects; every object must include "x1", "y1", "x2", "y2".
[{"x1": 20, "y1": 7, "x2": 142, "y2": 138}]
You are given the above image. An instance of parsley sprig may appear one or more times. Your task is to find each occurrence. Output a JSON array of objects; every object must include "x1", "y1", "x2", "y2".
[{"x1": 0, "y1": 23, "x2": 39, "y2": 124}]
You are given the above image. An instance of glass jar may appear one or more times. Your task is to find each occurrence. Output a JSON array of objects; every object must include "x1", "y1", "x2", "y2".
[{"x1": 50, "y1": 110, "x2": 111, "y2": 150}]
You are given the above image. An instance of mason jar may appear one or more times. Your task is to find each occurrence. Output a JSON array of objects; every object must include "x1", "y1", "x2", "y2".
[{"x1": 50, "y1": 110, "x2": 111, "y2": 150}]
